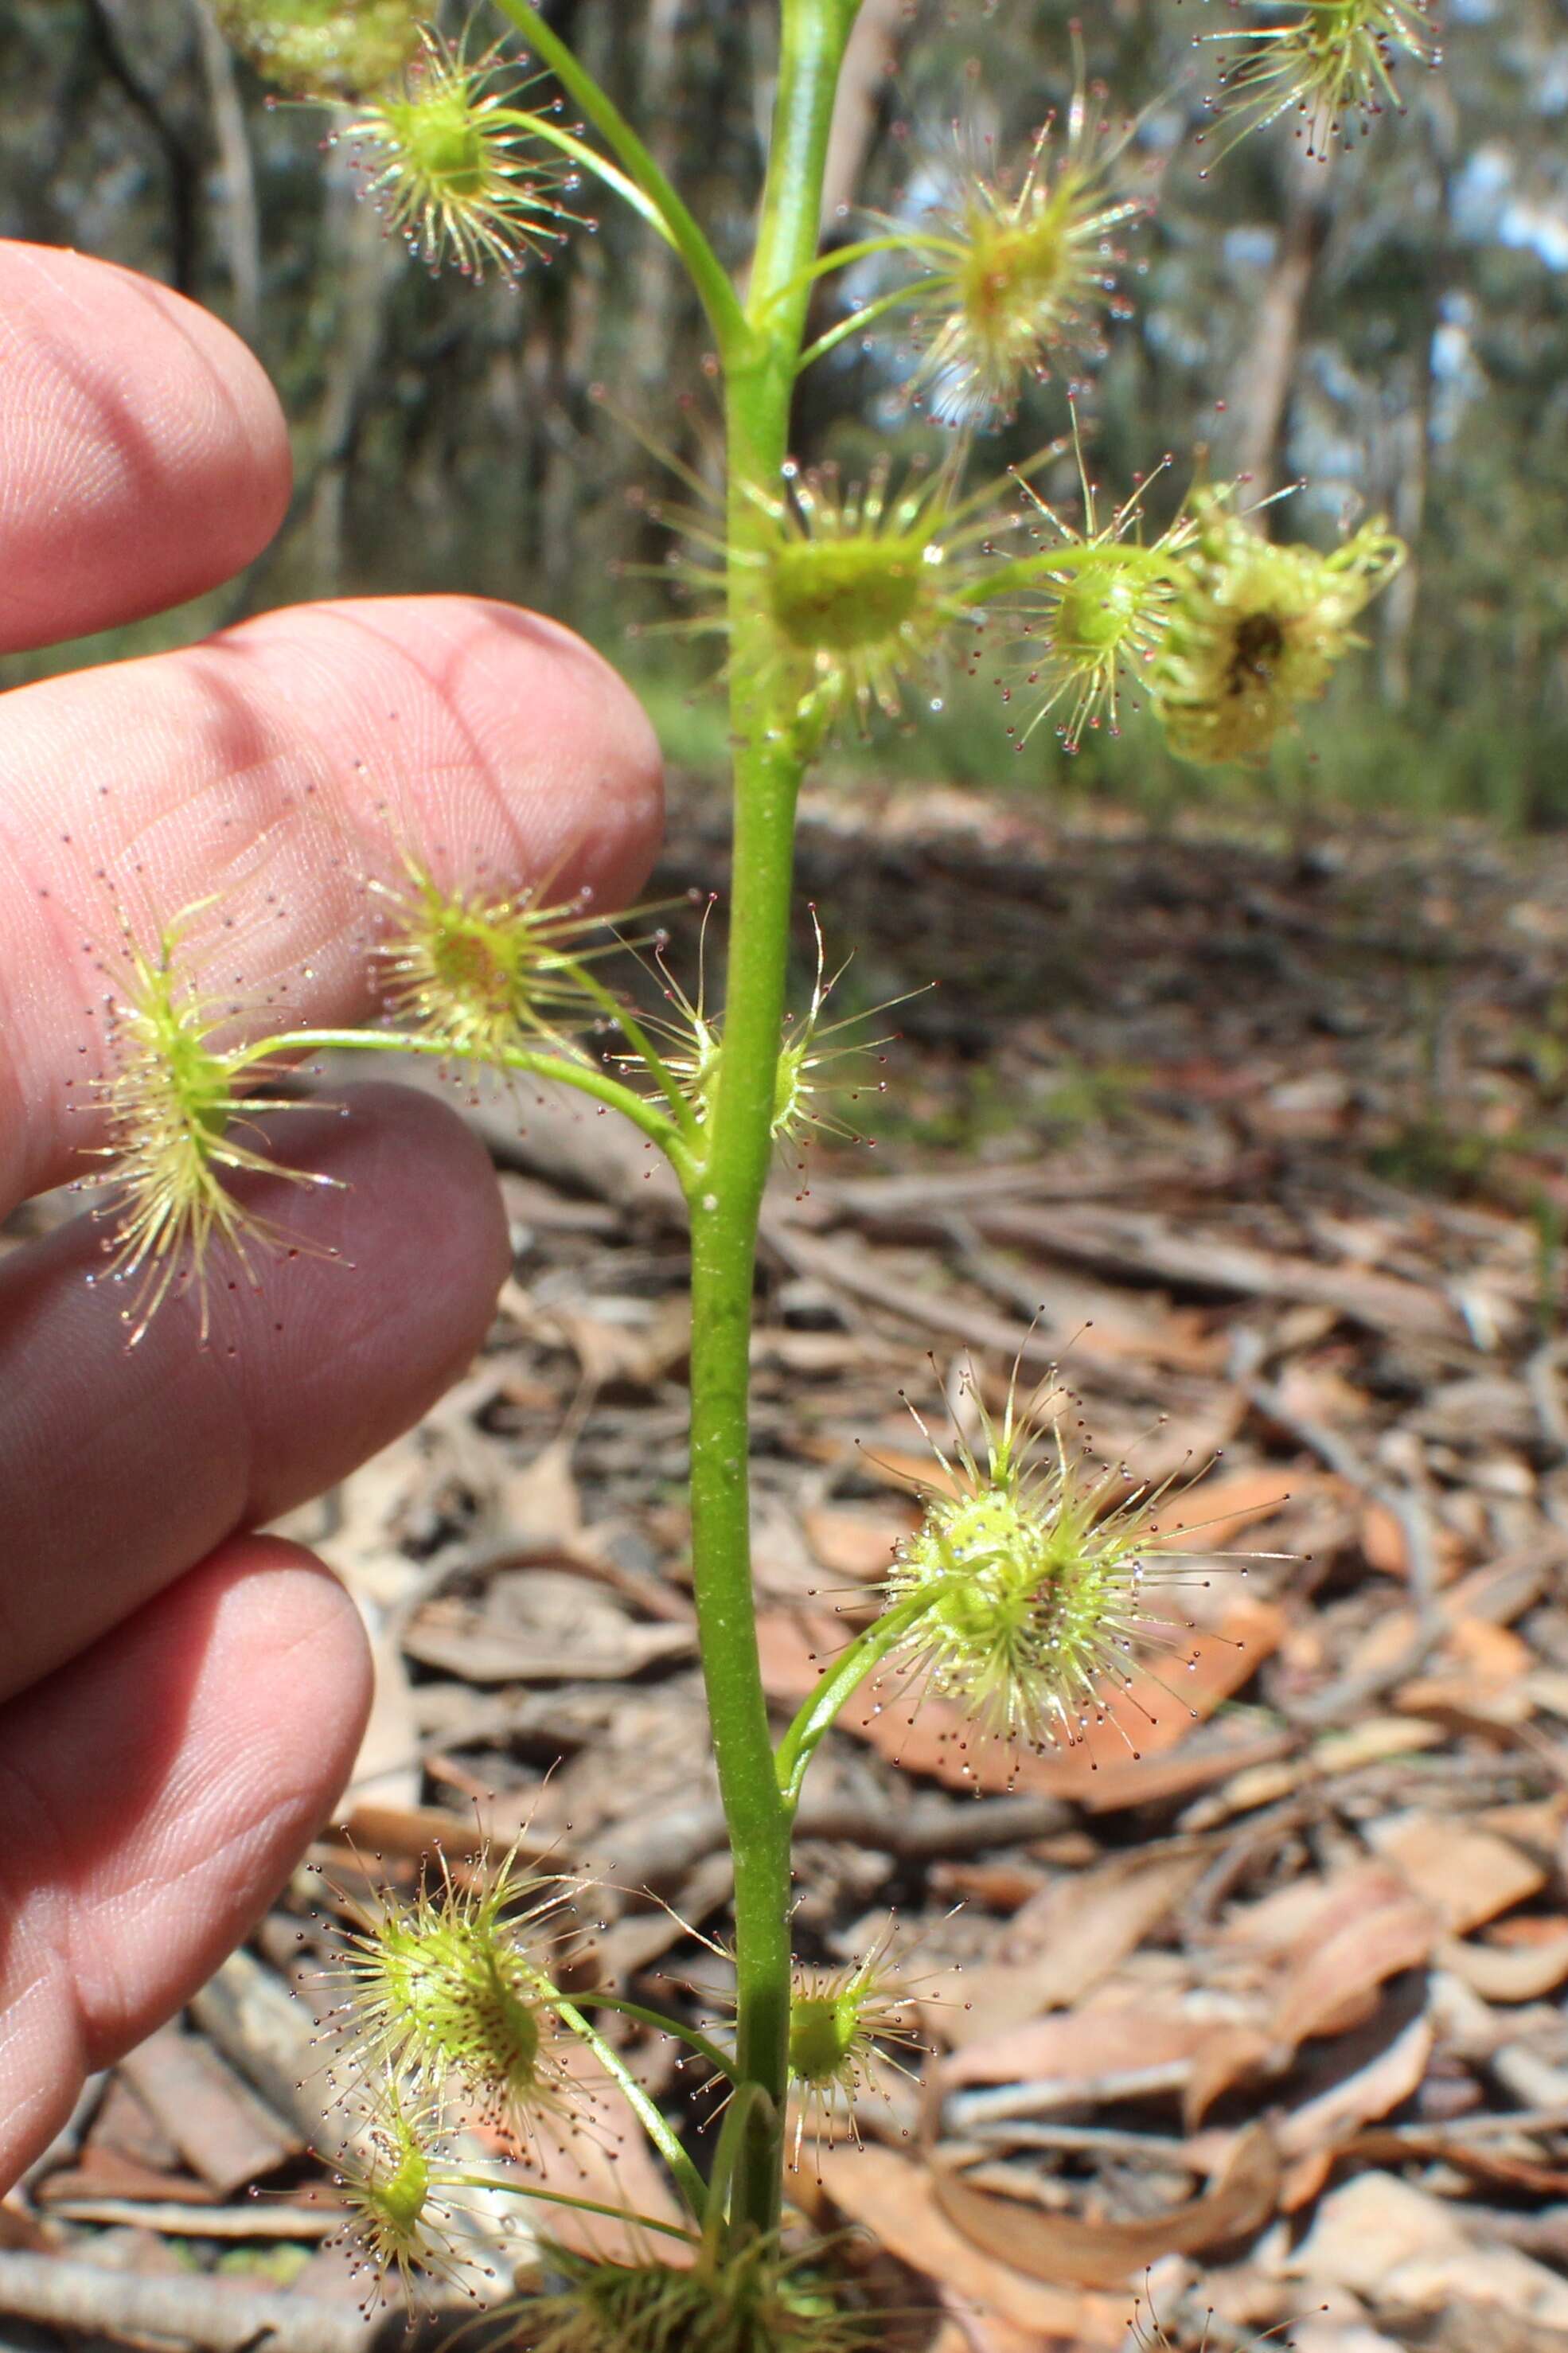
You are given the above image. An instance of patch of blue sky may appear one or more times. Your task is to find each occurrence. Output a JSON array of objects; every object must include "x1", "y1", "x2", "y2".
[{"x1": 1455, "y1": 145, "x2": 1568, "y2": 271}]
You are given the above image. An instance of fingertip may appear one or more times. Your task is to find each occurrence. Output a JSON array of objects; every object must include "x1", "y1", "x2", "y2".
[
  {"x1": 197, "y1": 1536, "x2": 375, "y2": 1797},
  {"x1": 0, "y1": 244, "x2": 291, "y2": 650},
  {"x1": 70, "y1": 1538, "x2": 369, "y2": 2046},
  {"x1": 216, "y1": 595, "x2": 667, "y2": 911},
  {"x1": 0, "y1": 595, "x2": 664, "y2": 1209},
  {"x1": 490, "y1": 607, "x2": 666, "y2": 908},
  {"x1": 0, "y1": 1530, "x2": 373, "y2": 2163}
]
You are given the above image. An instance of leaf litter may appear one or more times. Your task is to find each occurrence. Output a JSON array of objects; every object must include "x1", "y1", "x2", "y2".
[{"x1": 8, "y1": 785, "x2": 1568, "y2": 2352}]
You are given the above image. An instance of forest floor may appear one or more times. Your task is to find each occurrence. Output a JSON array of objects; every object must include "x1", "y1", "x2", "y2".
[{"x1": 7, "y1": 777, "x2": 1568, "y2": 2353}]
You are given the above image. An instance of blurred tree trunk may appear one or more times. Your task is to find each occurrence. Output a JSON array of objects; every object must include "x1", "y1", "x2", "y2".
[
  {"x1": 629, "y1": 0, "x2": 688, "y2": 392},
  {"x1": 191, "y1": 0, "x2": 259, "y2": 346},
  {"x1": 1227, "y1": 149, "x2": 1332, "y2": 500},
  {"x1": 1379, "y1": 93, "x2": 1457, "y2": 708},
  {"x1": 308, "y1": 157, "x2": 394, "y2": 597},
  {"x1": 82, "y1": 0, "x2": 200, "y2": 292},
  {"x1": 820, "y1": 0, "x2": 907, "y2": 231}
]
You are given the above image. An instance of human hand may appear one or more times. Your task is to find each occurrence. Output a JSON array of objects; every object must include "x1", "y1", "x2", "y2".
[{"x1": 0, "y1": 244, "x2": 661, "y2": 2187}]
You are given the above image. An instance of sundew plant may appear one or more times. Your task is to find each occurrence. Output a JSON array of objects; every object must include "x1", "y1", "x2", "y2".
[{"x1": 104, "y1": 0, "x2": 1438, "y2": 2339}]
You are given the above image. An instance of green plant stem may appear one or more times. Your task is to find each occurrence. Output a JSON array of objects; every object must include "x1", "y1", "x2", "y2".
[
  {"x1": 488, "y1": 0, "x2": 746, "y2": 354},
  {"x1": 236, "y1": 1028, "x2": 690, "y2": 1169},
  {"x1": 444, "y1": 2172, "x2": 700, "y2": 2246},
  {"x1": 960, "y1": 542, "x2": 1186, "y2": 607},
  {"x1": 552, "y1": 1996, "x2": 708, "y2": 2221},
  {"x1": 494, "y1": 111, "x2": 680, "y2": 247},
  {"x1": 565, "y1": 1993, "x2": 739, "y2": 2085},
  {"x1": 773, "y1": 1587, "x2": 953, "y2": 1809},
  {"x1": 700, "y1": 2085, "x2": 775, "y2": 2261},
  {"x1": 682, "y1": 0, "x2": 860, "y2": 2250},
  {"x1": 796, "y1": 276, "x2": 945, "y2": 375}
]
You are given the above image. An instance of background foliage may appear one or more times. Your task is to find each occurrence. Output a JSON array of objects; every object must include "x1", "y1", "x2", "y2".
[{"x1": 1, "y1": 0, "x2": 1563, "y2": 822}]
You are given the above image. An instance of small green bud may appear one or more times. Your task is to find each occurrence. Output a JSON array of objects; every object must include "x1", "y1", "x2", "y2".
[
  {"x1": 1051, "y1": 559, "x2": 1145, "y2": 661},
  {"x1": 330, "y1": 2086, "x2": 476, "y2": 2311},
  {"x1": 1000, "y1": 416, "x2": 1198, "y2": 755},
  {"x1": 784, "y1": 1929, "x2": 927, "y2": 2175},
  {"x1": 885, "y1": 1363, "x2": 1286, "y2": 1764}
]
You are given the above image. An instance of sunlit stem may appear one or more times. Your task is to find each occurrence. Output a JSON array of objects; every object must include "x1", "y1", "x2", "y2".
[
  {"x1": 772, "y1": 1586, "x2": 955, "y2": 1810},
  {"x1": 553, "y1": 1994, "x2": 709, "y2": 2221},
  {"x1": 232, "y1": 1028, "x2": 692, "y2": 1171},
  {"x1": 444, "y1": 2172, "x2": 700, "y2": 2246},
  {"x1": 486, "y1": 0, "x2": 747, "y2": 355},
  {"x1": 686, "y1": 0, "x2": 861, "y2": 2250},
  {"x1": 564, "y1": 1992, "x2": 739, "y2": 2085}
]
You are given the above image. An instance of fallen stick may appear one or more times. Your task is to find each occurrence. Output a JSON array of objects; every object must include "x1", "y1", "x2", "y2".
[{"x1": 0, "y1": 2249, "x2": 394, "y2": 2353}]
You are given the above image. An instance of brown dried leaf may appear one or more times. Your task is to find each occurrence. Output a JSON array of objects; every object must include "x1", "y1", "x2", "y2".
[
  {"x1": 35, "y1": 2148, "x2": 214, "y2": 2207},
  {"x1": 932, "y1": 2123, "x2": 1281, "y2": 2290},
  {"x1": 817, "y1": 2145, "x2": 1110, "y2": 2338},
  {"x1": 1368, "y1": 1812, "x2": 1546, "y2": 1935},
  {"x1": 349, "y1": 1621, "x2": 421, "y2": 1813},
  {"x1": 1359, "y1": 1500, "x2": 1464, "y2": 1586},
  {"x1": 1154, "y1": 1465, "x2": 1313, "y2": 1551},
  {"x1": 947, "y1": 1848, "x2": 1211, "y2": 2038},
  {"x1": 934, "y1": 2307, "x2": 1052, "y2": 2353},
  {"x1": 1348, "y1": 2129, "x2": 1568, "y2": 2202},
  {"x1": 494, "y1": 1436, "x2": 584, "y2": 1549},
  {"x1": 1294, "y1": 2172, "x2": 1568, "y2": 2333},
  {"x1": 1277, "y1": 2010, "x2": 1436, "y2": 2191},
  {"x1": 803, "y1": 1502, "x2": 919, "y2": 1581},
  {"x1": 943, "y1": 1999, "x2": 1238, "y2": 2088},
  {"x1": 1183, "y1": 2025, "x2": 1277, "y2": 2129},
  {"x1": 1437, "y1": 1926, "x2": 1568, "y2": 2002},
  {"x1": 404, "y1": 1577, "x2": 696, "y2": 1684},
  {"x1": 1272, "y1": 1892, "x2": 1437, "y2": 2051},
  {"x1": 758, "y1": 1597, "x2": 1285, "y2": 1803},
  {"x1": 542, "y1": 1297, "x2": 692, "y2": 1391},
  {"x1": 337, "y1": 1799, "x2": 556, "y2": 1867},
  {"x1": 117, "y1": 2027, "x2": 298, "y2": 2197}
]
